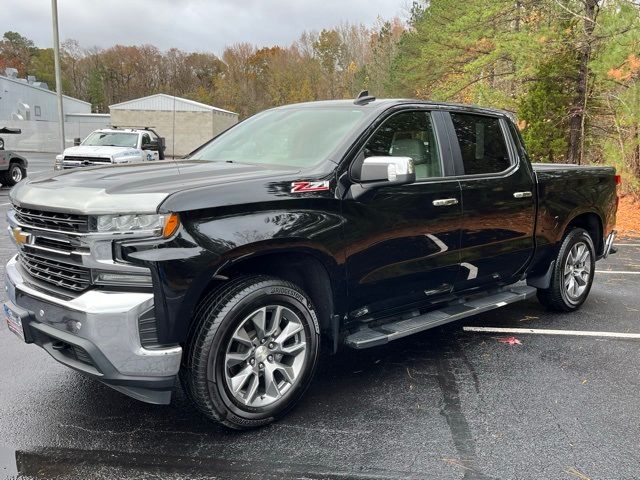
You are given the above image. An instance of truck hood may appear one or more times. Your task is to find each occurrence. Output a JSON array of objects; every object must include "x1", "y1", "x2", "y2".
[
  {"x1": 10, "y1": 160, "x2": 299, "y2": 215},
  {"x1": 63, "y1": 145, "x2": 136, "y2": 158}
]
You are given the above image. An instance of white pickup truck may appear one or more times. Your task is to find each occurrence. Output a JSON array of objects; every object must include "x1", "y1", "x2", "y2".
[{"x1": 54, "y1": 127, "x2": 166, "y2": 170}]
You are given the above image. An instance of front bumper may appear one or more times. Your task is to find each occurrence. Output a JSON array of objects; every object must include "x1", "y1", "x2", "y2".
[{"x1": 4, "y1": 255, "x2": 182, "y2": 404}]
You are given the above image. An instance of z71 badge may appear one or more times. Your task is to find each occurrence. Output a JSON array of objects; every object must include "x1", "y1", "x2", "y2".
[{"x1": 290, "y1": 181, "x2": 330, "y2": 193}]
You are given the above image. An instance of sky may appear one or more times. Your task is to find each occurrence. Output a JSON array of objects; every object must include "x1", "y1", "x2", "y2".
[{"x1": 4, "y1": 0, "x2": 404, "y2": 53}]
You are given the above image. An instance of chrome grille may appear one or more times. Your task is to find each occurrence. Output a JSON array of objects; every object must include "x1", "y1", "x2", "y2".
[
  {"x1": 32, "y1": 236, "x2": 76, "y2": 253},
  {"x1": 19, "y1": 252, "x2": 92, "y2": 292},
  {"x1": 14, "y1": 206, "x2": 89, "y2": 233},
  {"x1": 63, "y1": 156, "x2": 111, "y2": 164}
]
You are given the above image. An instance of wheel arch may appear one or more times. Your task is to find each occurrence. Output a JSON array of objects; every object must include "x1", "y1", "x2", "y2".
[
  {"x1": 562, "y1": 210, "x2": 604, "y2": 256},
  {"x1": 9, "y1": 154, "x2": 28, "y2": 169},
  {"x1": 182, "y1": 246, "x2": 342, "y2": 349}
]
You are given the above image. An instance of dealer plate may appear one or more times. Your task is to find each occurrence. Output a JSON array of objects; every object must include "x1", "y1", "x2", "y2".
[{"x1": 4, "y1": 303, "x2": 25, "y2": 342}]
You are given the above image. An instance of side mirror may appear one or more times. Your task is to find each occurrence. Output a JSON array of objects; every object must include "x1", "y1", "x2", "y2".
[
  {"x1": 360, "y1": 156, "x2": 416, "y2": 187},
  {"x1": 144, "y1": 140, "x2": 159, "y2": 151},
  {"x1": 73, "y1": 137, "x2": 81, "y2": 146}
]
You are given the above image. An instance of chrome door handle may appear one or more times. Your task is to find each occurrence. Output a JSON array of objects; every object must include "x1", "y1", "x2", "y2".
[
  {"x1": 432, "y1": 198, "x2": 459, "y2": 207},
  {"x1": 513, "y1": 191, "x2": 532, "y2": 198}
]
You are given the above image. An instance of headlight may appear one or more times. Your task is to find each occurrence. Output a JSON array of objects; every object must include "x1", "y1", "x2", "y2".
[
  {"x1": 93, "y1": 213, "x2": 180, "y2": 237},
  {"x1": 112, "y1": 151, "x2": 140, "y2": 163},
  {"x1": 112, "y1": 156, "x2": 139, "y2": 164}
]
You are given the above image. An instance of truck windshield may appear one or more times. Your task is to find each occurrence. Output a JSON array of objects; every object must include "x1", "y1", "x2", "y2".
[
  {"x1": 83, "y1": 132, "x2": 138, "y2": 148},
  {"x1": 189, "y1": 108, "x2": 365, "y2": 167}
]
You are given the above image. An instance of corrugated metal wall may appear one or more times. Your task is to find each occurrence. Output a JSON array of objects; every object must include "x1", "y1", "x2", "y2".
[{"x1": 1, "y1": 119, "x2": 109, "y2": 153}]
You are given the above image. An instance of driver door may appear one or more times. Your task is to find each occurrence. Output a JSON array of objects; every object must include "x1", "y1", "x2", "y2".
[
  {"x1": 342, "y1": 109, "x2": 462, "y2": 318},
  {"x1": 141, "y1": 133, "x2": 159, "y2": 161}
]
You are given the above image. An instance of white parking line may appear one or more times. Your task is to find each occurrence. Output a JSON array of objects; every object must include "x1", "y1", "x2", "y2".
[
  {"x1": 463, "y1": 326, "x2": 640, "y2": 339},
  {"x1": 615, "y1": 243, "x2": 640, "y2": 247},
  {"x1": 596, "y1": 270, "x2": 640, "y2": 275},
  {"x1": 0, "y1": 202, "x2": 10, "y2": 206}
]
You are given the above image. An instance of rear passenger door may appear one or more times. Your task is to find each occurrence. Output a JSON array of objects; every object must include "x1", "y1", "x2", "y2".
[{"x1": 445, "y1": 111, "x2": 536, "y2": 291}]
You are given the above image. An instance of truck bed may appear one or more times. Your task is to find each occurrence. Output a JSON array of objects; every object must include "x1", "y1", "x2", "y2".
[{"x1": 530, "y1": 162, "x2": 617, "y2": 270}]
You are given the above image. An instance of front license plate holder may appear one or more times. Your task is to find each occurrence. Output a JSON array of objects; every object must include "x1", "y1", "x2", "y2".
[{"x1": 4, "y1": 303, "x2": 27, "y2": 342}]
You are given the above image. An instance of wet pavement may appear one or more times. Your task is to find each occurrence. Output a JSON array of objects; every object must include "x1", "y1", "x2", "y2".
[{"x1": 0, "y1": 160, "x2": 639, "y2": 479}]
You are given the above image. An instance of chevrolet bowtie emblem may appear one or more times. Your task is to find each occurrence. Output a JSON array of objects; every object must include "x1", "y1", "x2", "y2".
[{"x1": 11, "y1": 227, "x2": 30, "y2": 246}]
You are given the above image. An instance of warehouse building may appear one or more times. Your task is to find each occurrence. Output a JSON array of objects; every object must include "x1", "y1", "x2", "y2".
[
  {"x1": 0, "y1": 68, "x2": 91, "y2": 121},
  {"x1": 109, "y1": 94, "x2": 238, "y2": 156},
  {"x1": 0, "y1": 68, "x2": 108, "y2": 152}
]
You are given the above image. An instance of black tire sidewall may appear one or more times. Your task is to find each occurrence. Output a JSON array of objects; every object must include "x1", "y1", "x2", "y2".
[
  {"x1": 5, "y1": 163, "x2": 24, "y2": 186},
  {"x1": 557, "y1": 229, "x2": 596, "y2": 309},
  {"x1": 204, "y1": 281, "x2": 320, "y2": 426}
]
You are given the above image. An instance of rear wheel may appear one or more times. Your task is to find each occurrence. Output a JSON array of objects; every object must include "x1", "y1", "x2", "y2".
[
  {"x1": 0, "y1": 162, "x2": 26, "y2": 187},
  {"x1": 180, "y1": 276, "x2": 320, "y2": 429},
  {"x1": 537, "y1": 228, "x2": 596, "y2": 312}
]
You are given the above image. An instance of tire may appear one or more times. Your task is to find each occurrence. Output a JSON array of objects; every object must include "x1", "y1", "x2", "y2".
[
  {"x1": 537, "y1": 227, "x2": 596, "y2": 312},
  {"x1": 0, "y1": 162, "x2": 26, "y2": 187},
  {"x1": 180, "y1": 275, "x2": 320, "y2": 429}
]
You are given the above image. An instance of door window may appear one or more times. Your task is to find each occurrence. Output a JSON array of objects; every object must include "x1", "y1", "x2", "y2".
[
  {"x1": 450, "y1": 113, "x2": 511, "y2": 175},
  {"x1": 363, "y1": 111, "x2": 442, "y2": 180},
  {"x1": 141, "y1": 133, "x2": 152, "y2": 148}
]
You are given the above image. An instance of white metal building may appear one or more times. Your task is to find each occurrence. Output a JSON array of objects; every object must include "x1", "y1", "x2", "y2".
[
  {"x1": 109, "y1": 94, "x2": 238, "y2": 156},
  {"x1": 0, "y1": 71, "x2": 91, "y2": 122}
]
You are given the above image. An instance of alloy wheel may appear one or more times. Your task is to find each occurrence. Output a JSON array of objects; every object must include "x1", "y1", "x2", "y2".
[
  {"x1": 563, "y1": 241, "x2": 591, "y2": 301},
  {"x1": 224, "y1": 305, "x2": 307, "y2": 408},
  {"x1": 11, "y1": 166, "x2": 22, "y2": 183}
]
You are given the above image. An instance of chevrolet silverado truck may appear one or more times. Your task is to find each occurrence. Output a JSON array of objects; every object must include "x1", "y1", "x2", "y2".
[
  {"x1": 4, "y1": 96, "x2": 618, "y2": 429},
  {"x1": 54, "y1": 127, "x2": 165, "y2": 170}
]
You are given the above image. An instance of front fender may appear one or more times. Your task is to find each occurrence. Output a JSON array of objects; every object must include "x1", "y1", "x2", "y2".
[{"x1": 124, "y1": 206, "x2": 345, "y2": 345}]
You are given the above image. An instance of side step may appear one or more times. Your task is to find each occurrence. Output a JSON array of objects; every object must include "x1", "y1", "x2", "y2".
[{"x1": 344, "y1": 285, "x2": 537, "y2": 349}]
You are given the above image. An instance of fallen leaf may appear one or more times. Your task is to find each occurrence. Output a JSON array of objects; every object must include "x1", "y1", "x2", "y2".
[
  {"x1": 498, "y1": 336, "x2": 522, "y2": 345},
  {"x1": 442, "y1": 458, "x2": 474, "y2": 471},
  {"x1": 565, "y1": 467, "x2": 591, "y2": 480}
]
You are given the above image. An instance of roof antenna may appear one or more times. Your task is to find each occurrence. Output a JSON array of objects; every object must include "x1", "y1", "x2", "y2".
[{"x1": 354, "y1": 90, "x2": 376, "y2": 105}]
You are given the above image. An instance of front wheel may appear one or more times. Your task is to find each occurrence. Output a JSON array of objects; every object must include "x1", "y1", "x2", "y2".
[
  {"x1": 537, "y1": 228, "x2": 596, "y2": 312},
  {"x1": 180, "y1": 276, "x2": 320, "y2": 429}
]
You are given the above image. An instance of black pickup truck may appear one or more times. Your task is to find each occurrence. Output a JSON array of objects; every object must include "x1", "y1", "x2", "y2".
[{"x1": 4, "y1": 97, "x2": 618, "y2": 429}]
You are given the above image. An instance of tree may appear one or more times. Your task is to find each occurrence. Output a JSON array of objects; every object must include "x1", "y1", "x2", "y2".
[
  {"x1": 0, "y1": 31, "x2": 36, "y2": 75},
  {"x1": 565, "y1": 0, "x2": 601, "y2": 165}
]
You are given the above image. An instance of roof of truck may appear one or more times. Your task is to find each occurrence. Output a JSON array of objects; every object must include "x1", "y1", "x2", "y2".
[
  {"x1": 91, "y1": 128, "x2": 145, "y2": 135},
  {"x1": 276, "y1": 98, "x2": 514, "y2": 118}
]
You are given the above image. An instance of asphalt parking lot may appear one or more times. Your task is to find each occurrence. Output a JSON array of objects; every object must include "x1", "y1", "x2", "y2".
[{"x1": 0, "y1": 154, "x2": 639, "y2": 479}]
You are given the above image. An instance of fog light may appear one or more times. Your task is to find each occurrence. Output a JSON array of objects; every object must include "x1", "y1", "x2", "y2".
[{"x1": 94, "y1": 271, "x2": 153, "y2": 286}]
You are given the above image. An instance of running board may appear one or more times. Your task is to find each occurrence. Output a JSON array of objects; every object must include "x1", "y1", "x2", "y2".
[{"x1": 344, "y1": 285, "x2": 537, "y2": 349}]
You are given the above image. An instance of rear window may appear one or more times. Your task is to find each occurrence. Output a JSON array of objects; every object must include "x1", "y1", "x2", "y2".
[{"x1": 450, "y1": 113, "x2": 511, "y2": 175}]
